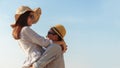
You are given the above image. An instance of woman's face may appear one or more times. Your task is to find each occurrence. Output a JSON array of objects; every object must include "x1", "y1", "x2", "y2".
[{"x1": 27, "y1": 12, "x2": 34, "y2": 26}]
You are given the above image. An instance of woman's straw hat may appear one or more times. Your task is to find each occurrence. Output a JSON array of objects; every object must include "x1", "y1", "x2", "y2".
[
  {"x1": 52, "y1": 24, "x2": 66, "y2": 40},
  {"x1": 15, "y1": 6, "x2": 41, "y2": 24}
]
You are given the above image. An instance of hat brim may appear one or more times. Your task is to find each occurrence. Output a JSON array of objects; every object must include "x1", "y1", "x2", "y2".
[
  {"x1": 15, "y1": 7, "x2": 41, "y2": 24},
  {"x1": 52, "y1": 27, "x2": 64, "y2": 40},
  {"x1": 32, "y1": 8, "x2": 41, "y2": 24}
]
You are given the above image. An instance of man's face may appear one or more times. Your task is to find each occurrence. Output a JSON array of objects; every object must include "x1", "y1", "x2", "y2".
[{"x1": 47, "y1": 29, "x2": 58, "y2": 41}]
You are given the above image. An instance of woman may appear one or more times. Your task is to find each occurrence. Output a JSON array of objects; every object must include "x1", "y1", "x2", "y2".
[{"x1": 11, "y1": 6, "x2": 67, "y2": 68}]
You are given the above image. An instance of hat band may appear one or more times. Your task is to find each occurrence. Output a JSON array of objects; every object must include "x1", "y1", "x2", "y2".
[{"x1": 53, "y1": 27, "x2": 63, "y2": 38}]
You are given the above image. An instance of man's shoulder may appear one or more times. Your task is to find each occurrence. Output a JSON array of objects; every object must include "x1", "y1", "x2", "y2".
[{"x1": 49, "y1": 43, "x2": 62, "y2": 50}]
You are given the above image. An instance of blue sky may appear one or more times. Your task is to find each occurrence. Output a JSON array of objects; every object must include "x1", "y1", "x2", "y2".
[{"x1": 0, "y1": 0, "x2": 120, "y2": 68}]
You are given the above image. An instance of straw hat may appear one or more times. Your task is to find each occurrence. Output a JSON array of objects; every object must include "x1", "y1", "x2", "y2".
[
  {"x1": 52, "y1": 24, "x2": 66, "y2": 40},
  {"x1": 15, "y1": 6, "x2": 41, "y2": 24}
]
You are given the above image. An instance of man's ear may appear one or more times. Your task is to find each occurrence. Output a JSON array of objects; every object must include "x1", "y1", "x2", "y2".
[{"x1": 54, "y1": 35, "x2": 59, "y2": 40}]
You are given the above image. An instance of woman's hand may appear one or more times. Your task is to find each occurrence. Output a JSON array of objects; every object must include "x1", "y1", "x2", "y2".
[{"x1": 53, "y1": 40, "x2": 67, "y2": 53}]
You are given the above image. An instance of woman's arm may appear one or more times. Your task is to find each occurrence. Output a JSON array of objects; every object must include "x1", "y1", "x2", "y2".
[
  {"x1": 53, "y1": 40, "x2": 67, "y2": 53},
  {"x1": 22, "y1": 26, "x2": 50, "y2": 47}
]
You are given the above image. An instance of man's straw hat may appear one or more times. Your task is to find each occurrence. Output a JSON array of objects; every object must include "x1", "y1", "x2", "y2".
[
  {"x1": 15, "y1": 6, "x2": 41, "y2": 24},
  {"x1": 52, "y1": 24, "x2": 66, "y2": 40}
]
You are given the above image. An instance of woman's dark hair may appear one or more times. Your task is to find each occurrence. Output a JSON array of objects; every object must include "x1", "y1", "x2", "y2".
[{"x1": 11, "y1": 11, "x2": 32, "y2": 39}]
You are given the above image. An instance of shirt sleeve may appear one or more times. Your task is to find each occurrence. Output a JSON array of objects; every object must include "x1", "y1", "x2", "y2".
[
  {"x1": 35, "y1": 44, "x2": 62, "y2": 68},
  {"x1": 22, "y1": 26, "x2": 50, "y2": 47}
]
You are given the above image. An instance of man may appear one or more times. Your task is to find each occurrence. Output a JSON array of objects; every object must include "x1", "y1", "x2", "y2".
[{"x1": 33, "y1": 24, "x2": 67, "y2": 68}]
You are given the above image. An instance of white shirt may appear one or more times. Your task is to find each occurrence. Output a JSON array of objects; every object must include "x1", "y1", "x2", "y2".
[{"x1": 18, "y1": 26, "x2": 51, "y2": 67}]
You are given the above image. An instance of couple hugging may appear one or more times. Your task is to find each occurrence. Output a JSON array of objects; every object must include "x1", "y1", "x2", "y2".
[{"x1": 11, "y1": 6, "x2": 67, "y2": 68}]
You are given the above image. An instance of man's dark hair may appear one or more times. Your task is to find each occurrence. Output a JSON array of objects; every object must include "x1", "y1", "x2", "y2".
[{"x1": 51, "y1": 28, "x2": 62, "y2": 41}]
